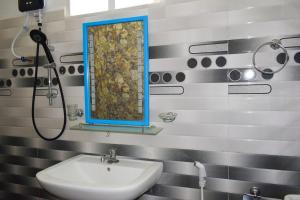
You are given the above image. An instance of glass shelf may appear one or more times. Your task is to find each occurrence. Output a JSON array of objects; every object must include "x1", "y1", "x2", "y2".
[{"x1": 70, "y1": 123, "x2": 162, "y2": 135}]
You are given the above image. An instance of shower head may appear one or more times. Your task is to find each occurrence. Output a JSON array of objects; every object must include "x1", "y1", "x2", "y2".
[
  {"x1": 30, "y1": 29, "x2": 54, "y2": 64},
  {"x1": 30, "y1": 29, "x2": 47, "y2": 44}
]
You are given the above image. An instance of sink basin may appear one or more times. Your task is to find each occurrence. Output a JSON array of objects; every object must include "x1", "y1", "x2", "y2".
[
  {"x1": 285, "y1": 195, "x2": 300, "y2": 200},
  {"x1": 36, "y1": 155, "x2": 163, "y2": 200}
]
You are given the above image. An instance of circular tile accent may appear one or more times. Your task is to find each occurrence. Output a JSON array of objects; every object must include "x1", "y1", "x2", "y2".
[
  {"x1": 150, "y1": 73, "x2": 160, "y2": 83},
  {"x1": 52, "y1": 78, "x2": 58, "y2": 86},
  {"x1": 277, "y1": 53, "x2": 288, "y2": 65},
  {"x1": 78, "y1": 65, "x2": 84, "y2": 74},
  {"x1": 44, "y1": 78, "x2": 49, "y2": 86},
  {"x1": 294, "y1": 52, "x2": 300, "y2": 63},
  {"x1": 216, "y1": 56, "x2": 227, "y2": 67},
  {"x1": 27, "y1": 68, "x2": 34, "y2": 76},
  {"x1": 20, "y1": 69, "x2": 26, "y2": 77},
  {"x1": 6, "y1": 79, "x2": 12, "y2": 87},
  {"x1": 228, "y1": 69, "x2": 241, "y2": 82},
  {"x1": 35, "y1": 79, "x2": 42, "y2": 87},
  {"x1": 201, "y1": 57, "x2": 212, "y2": 68},
  {"x1": 162, "y1": 73, "x2": 172, "y2": 83},
  {"x1": 187, "y1": 58, "x2": 198, "y2": 68},
  {"x1": 68, "y1": 66, "x2": 75, "y2": 74},
  {"x1": 0, "y1": 80, "x2": 4, "y2": 88},
  {"x1": 176, "y1": 72, "x2": 186, "y2": 82},
  {"x1": 262, "y1": 68, "x2": 274, "y2": 80},
  {"x1": 59, "y1": 66, "x2": 66, "y2": 75},
  {"x1": 12, "y1": 69, "x2": 18, "y2": 77}
]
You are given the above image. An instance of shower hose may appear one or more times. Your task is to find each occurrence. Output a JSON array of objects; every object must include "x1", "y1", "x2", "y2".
[{"x1": 32, "y1": 35, "x2": 67, "y2": 141}]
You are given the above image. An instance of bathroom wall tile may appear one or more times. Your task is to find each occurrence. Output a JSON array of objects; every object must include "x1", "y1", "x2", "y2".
[
  {"x1": 0, "y1": 21, "x2": 65, "y2": 40},
  {"x1": 150, "y1": 110, "x2": 230, "y2": 125},
  {"x1": 228, "y1": 96, "x2": 273, "y2": 111},
  {"x1": 150, "y1": 97, "x2": 228, "y2": 111},
  {"x1": 229, "y1": 166, "x2": 300, "y2": 186},
  {"x1": 61, "y1": 129, "x2": 228, "y2": 151},
  {"x1": 227, "y1": 49, "x2": 300, "y2": 69},
  {"x1": 228, "y1": 19, "x2": 300, "y2": 40},
  {"x1": 181, "y1": 83, "x2": 228, "y2": 97},
  {"x1": 228, "y1": 96, "x2": 300, "y2": 112},
  {"x1": 149, "y1": 57, "x2": 190, "y2": 71},
  {"x1": 0, "y1": 117, "x2": 64, "y2": 129},
  {"x1": 0, "y1": 10, "x2": 65, "y2": 29},
  {"x1": 150, "y1": 12, "x2": 227, "y2": 33},
  {"x1": 284, "y1": 0, "x2": 300, "y2": 19},
  {"x1": 1, "y1": 1, "x2": 300, "y2": 199},
  {"x1": 166, "y1": 0, "x2": 229, "y2": 18},
  {"x1": 228, "y1": 5, "x2": 285, "y2": 26},
  {"x1": 53, "y1": 41, "x2": 83, "y2": 54},
  {"x1": 227, "y1": 0, "x2": 284, "y2": 11},
  {"x1": 228, "y1": 110, "x2": 300, "y2": 127},
  {"x1": 228, "y1": 125, "x2": 300, "y2": 142},
  {"x1": 226, "y1": 138, "x2": 300, "y2": 156},
  {"x1": 0, "y1": 107, "x2": 63, "y2": 118},
  {"x1": 155, "y1": 122, "x2": 228, "y2": 138},
  {"x1": 269, "y1": 82, "x2": 300, "y2": 97},
  {"x1": 149, "y1": 27, "x2": 229, "y2": 46}
]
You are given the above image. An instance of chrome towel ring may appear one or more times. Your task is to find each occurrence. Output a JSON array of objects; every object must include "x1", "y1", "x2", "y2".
[{"x1": 252, "y1": 39, "x2": 289, "y2": 75}]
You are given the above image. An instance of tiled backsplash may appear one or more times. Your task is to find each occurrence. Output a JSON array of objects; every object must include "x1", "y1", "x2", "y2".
[{"x1": 0, "y1": 0, "x2": 300, "y2": 199}]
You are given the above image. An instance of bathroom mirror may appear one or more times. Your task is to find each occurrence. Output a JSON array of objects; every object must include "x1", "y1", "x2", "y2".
[{"x1": 83, "y1": 16, "x2": 149, "y2": 127}]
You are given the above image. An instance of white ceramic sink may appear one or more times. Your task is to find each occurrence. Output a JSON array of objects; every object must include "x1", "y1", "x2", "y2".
[
  {"x1": 285, "y1": 195, "x2": 300, "y2": 200},
  {"x1": 36, "y1": 155, "x2": 163, "y2": 200}
]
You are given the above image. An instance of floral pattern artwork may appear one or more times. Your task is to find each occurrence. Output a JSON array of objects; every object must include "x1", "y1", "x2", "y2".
[{"x1": 88, "y1": 21, "x2": 144, "y2": 121}]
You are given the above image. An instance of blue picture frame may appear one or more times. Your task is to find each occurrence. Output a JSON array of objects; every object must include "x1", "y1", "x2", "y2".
[{"x1": 82, "y1": 16, "x2": 149, "y2": 127}]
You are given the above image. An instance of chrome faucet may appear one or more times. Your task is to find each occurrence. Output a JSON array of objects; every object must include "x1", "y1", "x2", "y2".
[
  {"x1": 107, "y1": 148, "x2": 119, "y2": 164},
  {"x1": 100, "y1": 148, "x2": 119, "y2": 164}
]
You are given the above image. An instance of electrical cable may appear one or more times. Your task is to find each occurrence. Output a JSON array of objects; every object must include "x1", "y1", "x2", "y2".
[
  {"x1": 11, "y1": 13, "x2": 30, "y2": 61},
  {"x1": 31, "y1": 28, "x2": 67, "y2": 141}
]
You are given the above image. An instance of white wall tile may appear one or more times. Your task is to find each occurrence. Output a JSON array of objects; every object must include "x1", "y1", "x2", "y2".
[
  {"x1": 228, "y1": 111, "x2": 300, "y2": 127},
  {"x1": 228, "y1": 125, "x2": 300, "y2": 141}
]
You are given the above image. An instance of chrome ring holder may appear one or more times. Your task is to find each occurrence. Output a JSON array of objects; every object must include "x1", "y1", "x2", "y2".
[{"x1": 252, "y1": 39, "x2": 289, "y2": 75}]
